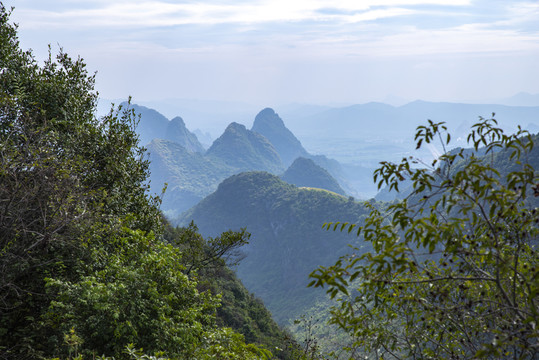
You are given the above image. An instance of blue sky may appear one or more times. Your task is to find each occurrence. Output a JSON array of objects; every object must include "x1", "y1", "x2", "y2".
[{"x1": 5, "y1": 0, "x2": 539, "y2": 106}]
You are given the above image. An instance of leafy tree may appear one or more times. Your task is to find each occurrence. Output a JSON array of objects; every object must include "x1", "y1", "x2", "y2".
[
  {"x1": 44, "y1": 228, "x2": 217, "y2": 357},
  {"x1": 310, "y1": 118, "x2": 538, "y2": 359},
  {"x1": 1, "y1": 5, "x2": 162, "y2": 354},
  {"x1": 44, "y1": 227, "x2": 273, "y2": 359},
  {"x1": 165, "y1": 221, "x2": 249, "y2": 275},
  {"x1": 0, "y1": 7, "x2": 270, "y2": 359}
]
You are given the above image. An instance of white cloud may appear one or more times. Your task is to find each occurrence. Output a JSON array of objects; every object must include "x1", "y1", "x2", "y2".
[
  {"x1": 12, "y1": 0, "x2": 539, "y2": 59},
  {"x1": 14, "y1": 0, "x2": 470, "y2": 28}
]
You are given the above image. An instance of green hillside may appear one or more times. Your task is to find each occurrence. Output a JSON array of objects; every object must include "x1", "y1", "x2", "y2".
[
  {"x1": 178, "y1": 172, "x2": 373, "y2": 325},
  {"x1": 162, "y1": 222, "x2": 298, "y2": 359}
]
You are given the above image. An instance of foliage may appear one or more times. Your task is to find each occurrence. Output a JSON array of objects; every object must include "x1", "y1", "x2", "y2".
[
  {"x1": 0, "y1": 7, "x2": 275, "y2": 359},
  {"x1": 309, "y1": 117, "x2": 539, "y2": 359},
  {"x1": 44, "y1": 227, "x2": 219, "y2": 358},
  {"x1": 163, "y1": 220, "x2": 298, "y2": 359},
  {"x1": 1, "y1": 6, "x2": 157, "y2": 356},
  {"x1": 200, "y1": 263, "x2": 297, "y2": 359},
  {"x1": 287, "y1": 300, "x2": 361, "y2": 359},
  {"x1": 165, "y1": 220, "x2": 249, "y2": 275}
]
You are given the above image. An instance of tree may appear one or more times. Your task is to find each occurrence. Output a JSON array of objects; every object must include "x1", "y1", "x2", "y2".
[
  {"x1": 0, "y1": 7, "x2": 269, "y2": 359},
  {"x1": 44, "y1": 227, "x2": 272, "y2": 359},
  {"x1": 309, "y1": 118, "x2": 538, "y2": 359},
  {"x1": 164, "y1": 221, "x2": 249, "y2": 275}
]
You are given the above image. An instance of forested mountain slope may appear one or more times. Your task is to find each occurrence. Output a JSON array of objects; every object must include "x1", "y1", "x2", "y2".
[
  {"x1": 146, "y1": 139, "x2": 238, "y2": 212},
  {"x1": 178, "y1": 172, "x2": 373, "y2": 325}
]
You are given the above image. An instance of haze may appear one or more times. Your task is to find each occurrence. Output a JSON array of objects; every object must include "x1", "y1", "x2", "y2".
[{"x1": 6, "y1": 0, "x2": 539, "y2": 107}]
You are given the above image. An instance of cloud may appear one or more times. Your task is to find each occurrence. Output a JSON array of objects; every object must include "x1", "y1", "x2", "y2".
[
  {"x1": 11, "y1": 0, "x2": 539, "y2": 60},
  {"x1": 14, "y1": 0, "x2": 470, "y2": 29}
]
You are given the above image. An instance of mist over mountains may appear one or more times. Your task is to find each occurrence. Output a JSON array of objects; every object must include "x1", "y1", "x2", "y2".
[
  {"x1": 283, "y1": 101, "x2": 539, "y2": 168},
  {"x1": 132, "y1": 104, "x2": 359, "y2": 216},
  {"x1": 128, "y1": 99, "x2": 538, "y2": 209},
  {"x1": 105, "y1": 97, "x2": 538, "y2": 344}
]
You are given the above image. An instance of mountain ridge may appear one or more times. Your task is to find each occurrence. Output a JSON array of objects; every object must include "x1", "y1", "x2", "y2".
[{"x1": 206, "y1": 122, "x2": 284, "y2": 173}]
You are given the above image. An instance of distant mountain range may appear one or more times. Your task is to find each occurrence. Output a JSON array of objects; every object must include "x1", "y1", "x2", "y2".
[
  {"x1": 145, "y1": 139, "x2": 237, "y2": 210},
  {"x1": 130, "y1": 104, "x2": 349, "y2": 216},
  {"x1": 130, "y1": 100, "x2": 539, "y2": 213},
  {"x1": 127, "y1": 103, "x2": 205, "y2": 153},
  {"x1": 124, "y1": 98, "x2": 538, "y2": 333},
  {"x1": 286, "y1": 100, "x2": 539, "y2": 139},
  {"x1": 206, "y1": 122, "x2": 284, "y2": 173},
  {"x1": 495, "y1": 92, "x2": 539, "y2": 107},
  {"x1": 282, "y1": 101, "x2": 539, "y2": 173}
]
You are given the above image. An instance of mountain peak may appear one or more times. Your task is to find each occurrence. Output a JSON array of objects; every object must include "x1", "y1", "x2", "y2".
[
  {"x1": 170, "y1": 116, "x2": 186, "y2": 127},
  {"x1": 225, "y1": 122, "x2": 247, "y2": 132},
  {"x1": 206, "y1": 122, "x2": 283, "y2": 173},
  {"x1": 165, "y1": 115, "x2": 205, "y2": 153},
  {"x1": 252, "y1": 108, "x2": 307, "y2": 167},
  {"x1": 254, "y1": 108, "x2": 285, "y2": 127}
]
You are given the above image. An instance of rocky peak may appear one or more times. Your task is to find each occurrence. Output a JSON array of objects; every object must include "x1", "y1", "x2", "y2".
[{"x1": 251, "y1": 108, "x2": 308, "y2": 167}]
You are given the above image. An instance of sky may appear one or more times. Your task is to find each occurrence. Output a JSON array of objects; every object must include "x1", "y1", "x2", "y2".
[{"x1": 5, "y1": 0, "x2": 539, "y2": 107}]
